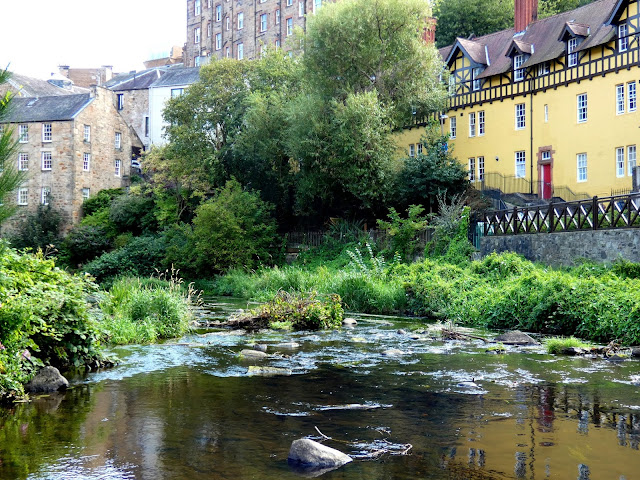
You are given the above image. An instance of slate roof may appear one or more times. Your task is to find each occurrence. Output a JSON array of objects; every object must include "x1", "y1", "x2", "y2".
[
  {"x1": 2, "y1": 94, "x2": 93, "y2": 123},
  {"x1": 439, "y1": 0, "x2": 619, "y2": 78},
  {"x1": 2, "y1": 73, "x2": 89, "y2": 97},
  {"x1": 150, "y1": 67, "x2": 200, "y2": 88},
  {"x1": 104, "y1": 67, "x2": 171, "y2": 91}
]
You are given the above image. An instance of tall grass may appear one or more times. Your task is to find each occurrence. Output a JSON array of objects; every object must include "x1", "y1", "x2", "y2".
[{"x1": 100, "y1": 273, "x2": 197, "y2": 345}]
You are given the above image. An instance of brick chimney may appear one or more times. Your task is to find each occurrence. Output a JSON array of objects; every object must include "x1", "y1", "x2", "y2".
[
  {"x1": 515, "y1": 0, "x2": 538, "y2": 33},
  {"x1": 422, "y1": 17, "x2": 437, "y2": 44}
]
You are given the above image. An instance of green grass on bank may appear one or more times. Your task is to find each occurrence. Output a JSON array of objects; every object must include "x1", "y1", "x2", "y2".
[{"x1": 210, "y1": 249, "x2": 640, "y2": 345}]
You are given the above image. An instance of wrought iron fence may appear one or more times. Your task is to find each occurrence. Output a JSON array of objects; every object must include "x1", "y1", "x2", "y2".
[
  {"x1": 483, "y1": 193, "x2": 640, "y2": 236},
  {"x1": 478, "y1": 172, "x2": 590, "y2": 203}
]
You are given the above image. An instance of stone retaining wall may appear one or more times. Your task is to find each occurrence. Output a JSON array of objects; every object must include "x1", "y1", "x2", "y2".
[{"x1": 480, "y1": 229, "x2": 640, "y2": 266}]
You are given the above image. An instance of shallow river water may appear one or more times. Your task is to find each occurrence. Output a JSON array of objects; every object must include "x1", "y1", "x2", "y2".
[{"x1": 2, "y1": 297, "x2": 640, "y2": 479}]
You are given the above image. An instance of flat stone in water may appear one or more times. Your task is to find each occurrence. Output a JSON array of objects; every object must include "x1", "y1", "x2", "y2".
[
  {"x1": 494, "y1": 330, "x2": 539, "y2": 345},
  {"x1": 273, "y1": 342, "x2": 300, "y2": 350},
  {"x1": 288, "y1": 438, "x2": 352, "y2": 469},
  {"x1": 239, "y1": 349, "x2": 268, "y2": 359},
  {"x1": 382, "y1": 349, "x2": 405, "y2": 356},
  {"x1": 342, "y1": 318, "x2": 357, "y2": 326},
  {"x1": 247, "y1": 366, "x2": 292, "y2": 376}
]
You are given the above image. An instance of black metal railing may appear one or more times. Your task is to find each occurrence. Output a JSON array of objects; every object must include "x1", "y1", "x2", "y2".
[{"x1": 483, "y1": 193, "x2": 640, "y2": 236}]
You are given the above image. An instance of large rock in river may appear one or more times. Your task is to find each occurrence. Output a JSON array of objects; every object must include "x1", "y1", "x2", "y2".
[
  {"x1": 494, "y1": 330, "x2": 539, "y2": 345},
  {"x1": 288, "y1": 438, "x2": 352, "y2": 469},
  {"x1": 25, "y1": 366, "x2": 69, "y2": 393}
]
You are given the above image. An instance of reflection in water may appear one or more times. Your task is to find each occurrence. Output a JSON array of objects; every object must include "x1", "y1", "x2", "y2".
[{"x1": 1, "y1": 300, "x2": 640, "y2": 479}]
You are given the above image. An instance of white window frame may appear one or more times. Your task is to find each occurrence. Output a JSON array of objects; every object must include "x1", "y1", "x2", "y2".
[
  {"x1": 577, "y1": 153, "x2": 587, "y2": 182},
  {"x1": 515, "y1": 103, "x2": 526, "y2": 130},
  {"x1": 42, "y1": 123, "x2": 52, "y2": 142},
  {"x1": 417, "y1": 143, "x2": 423, "y2": 155},
  {"x1": 628, "y1": 145, "x2": 637, "y2": 176},
  {"x1": 409, "y1": 144, "x2": 415, "y2": 157},
  {"x1": 628, "y1": 81, "x2": 637, "y2": 112},
  {"x1": 115, "y1": 132, "x2": 122, "y2": 149},
  {"x1": 286, "y1": 0, "x2": 293, "y2": 6},
  {"x1": 544, "y1": 104, "x2": 549, "y2": 123},
  {"x1": 82, "y1": 188, "x2": 90, "y2": 200},
  {"x1": 537, "y1": 62, "x2": 550, "y2": 76},
  {"x1": 18, "y1": 152, "x2": 28, "y2": 171},
  {"x1": 171, "y1": 88, "x2": 184, "y2": 98},
  {"x1": 260, "y1": 13, "x2": 267, "y2": 32},
  {"x1": 469, "y1": 157, "x2": 476, "y2": 182},
  {"x1": 195, "y1": 0, "x2": 201, "y2": 15},
  {"x1": 226, "y1": 16, "x2": 230, "y2": 31},
  {"x1": 275, "y1": 9, "x2": 280, "y2": 24},
  {"x1": 577, "y1": 93, "x2": 587, "y2": 123},
  {"x1": 41, "y1": 151, "x2": 52, "y2": 171},
  {"x1": 617, "y1": 84, "x2": 625, "y2": 114},
  {"x1": 41, "y1": 186, "x2": 51, "y2": 206},
  {"x1": 286, "y1": 17, "x2": 293, "y2": 36},
  {"x1": 469, "y1": 112, "x2": 476, "y2": 137},
  {"x1": 299, "y1": 1, "x2": 304, "y2": 17},
  {"x1": 194, "y1": 27, "x2": 201, "y2": 44},
  {"x1": 542, "y1": 151, "x2": 551, "y2": 162},
  {"x1": 473, "y1": 67, "x2": 482, "y2": 91},
  {"x1": 237, "y1": 12, "x2": 244, "y2": 30},
  {"x1": 226, "y1": 46, "x2": 230, "y2": 57},
  {"x1": 514, "y1": 54, "x2": 525, "y2": 81},
  {"x1": 478, "y1": 110, "x2": 485, "y2": 136},
  {"x1": 208, "y1": 22, "x2": 212, "y2": 37},
  {"x1": 619, "y1": 24, "x2": 629, "y2": 52},
  {"x1": 478, "y1": 156, "x2": 485, "y2": 181},
  {"x1": 117, "y1": 94, "x2": 124, "y2": 110},
  {"x1": 216, "y1": 4, "x2": 222, "y2": 21},
  {"x1": 313, "y1": 0, "x2": 322, "y2": 13},
  {"x1": 215, "y1": 33, "x2": 222, "y2": 50},
  {"x1": 515, "y1": 151, "x2": 526, "y2": 178},
  {"x1": 84, "y1": 124, "x2": 90, "y2": 142},
  {"x1": 568, "y1": 38, "x2": 578, "y2": 67},
  {"x1": 237, "y1": 43, "x2": 244, "y2": 60},
  {"x1": 450, "y1": 116, "x2": 457, "y2": 139},
  {"x1": 115, "y1": 159, "x2": 121, "y2": 177},
  {"x1": 18, "y1": 124, "x2": 28, "y2": 143},
  {"x1": 83, "y1": 153, "x2": 90, "y2": 172},
  {"x1": 17, "y1": 187, "x2": 28, "y2": 206},
  {"x1": 448, "y1": 75, "x2": 456, "y2": 95},
  {"x1": 616, "y1": 147, "x2": 625, "y2": 177}
]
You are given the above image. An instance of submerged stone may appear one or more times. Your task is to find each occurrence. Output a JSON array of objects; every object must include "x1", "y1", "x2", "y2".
[
  {"x1": 273, "y1": 342, "x2": 300, "y2": 350},
  {"x1": 342, "y1": 318, "x2": 357, "y2": 326},
  {"x1": 239, "y1": 349, "x2": 268, "y2": 359},
  {"x1": 247, "y1": 366, "x2": 292, "y2": 376},
  {"x1": 382, "y1": 348, "x2": 405, "y2": 356},
  {"x1": 25, "y1": 366, "x2": 69, "y2": 394},
  {"x1": 288, "y1": 438, "x2": 352, "y2": 469}
]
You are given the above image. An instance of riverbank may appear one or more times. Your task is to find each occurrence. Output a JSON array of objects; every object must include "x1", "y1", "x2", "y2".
[{"x1": 211, "y1": 250, "x2": 640, "y2": 345}]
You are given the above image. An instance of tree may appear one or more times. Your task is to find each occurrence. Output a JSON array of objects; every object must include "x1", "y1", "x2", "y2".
[
  {"x1": 288, "y1": 0, "x2": 447, "y2": 220},
  {"x1": 434, "y1": 0, "x2": 514, "y2": 48},
  {"x1": 538, "y1": 0, "x2": 593, "y2": 18},
  {"x1": 0, "y1": 70, "x2": 26, "y2": 226},
  {"x1": 396, "y1": 122, "x2": 469, "y2": 212}
]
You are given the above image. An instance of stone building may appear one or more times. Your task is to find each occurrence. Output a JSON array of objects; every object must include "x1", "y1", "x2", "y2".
[
  {"x1": 144, "y1": 46, "x2": 185, "y2": 69},
  {"x1": 185, "y1": 0, "x2": 331, "y2": 66},
  {"x1": 58, "y1": 66, "x2": 114, "y2": 88},
  {"x1": 104, "y1": 66, "x2": 176, "y2": 152},
  {"x1": 0, "y1": 87, "x2": 141, "y2": 233}
]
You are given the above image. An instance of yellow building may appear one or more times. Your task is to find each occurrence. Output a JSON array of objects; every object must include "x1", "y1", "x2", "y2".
[{"x1": 400, "y1": 0, "x2": 640, "y2": 201}]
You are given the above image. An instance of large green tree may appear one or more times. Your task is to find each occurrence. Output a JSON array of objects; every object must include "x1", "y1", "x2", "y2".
[{"x1": 0, "y1": 70, "x2": 26, "y2": 226}]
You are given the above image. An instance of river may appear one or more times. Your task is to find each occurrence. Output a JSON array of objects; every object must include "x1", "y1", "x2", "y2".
[{"x1": 1, "y1": 297, "x2": 640, "y2": 479}]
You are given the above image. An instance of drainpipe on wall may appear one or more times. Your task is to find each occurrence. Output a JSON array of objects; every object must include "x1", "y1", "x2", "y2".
[{"x1": 530, "y1": 86, "x2": 534, "y2": 195}]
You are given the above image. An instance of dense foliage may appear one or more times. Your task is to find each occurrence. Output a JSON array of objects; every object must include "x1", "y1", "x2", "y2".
[
  {"x1": 249, "y1": 291, "x2": 344, "y2": 330},
  {"x1": 0, "y1": 243, "x2": 104, "y2": 399}
]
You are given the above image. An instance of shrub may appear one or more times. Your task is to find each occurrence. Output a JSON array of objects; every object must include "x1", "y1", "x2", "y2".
[
  {"x1": 544, "y1": 336, "x2": 592, "y2": 354},
  {"x1": 109, "y1": 194, "x2": 157, "y2": 234},
  {"x1": 61, "y1": 225, "x2": 113, "y2": 266},
  {"x1": 377, "y1": 205, "x2": 429, "y2": 261},
  {"x1": 83, "y1": 235, "x2": 167, "y2": 285},
  {"x1": 0, "y1": 242, "x2": 104, "y2": 399},
  {"x1": 10, "y1": 203, "x2": 62, "y2": 251}
]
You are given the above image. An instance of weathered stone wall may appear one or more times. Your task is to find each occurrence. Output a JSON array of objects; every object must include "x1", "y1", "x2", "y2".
[
  {"x1": 115, "y1": 89, "x2": 149, "y2": 149},
  {"x1": 480, "y1": 229, "x2": 640, "y2": 266},
  {"x1": 1, "y1": 87, "x2": 133, "y2": 235}
]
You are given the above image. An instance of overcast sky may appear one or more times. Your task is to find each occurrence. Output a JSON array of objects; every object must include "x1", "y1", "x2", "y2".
[{"x1": 0, "y1": 0, "x2": 186, "y2": 80}]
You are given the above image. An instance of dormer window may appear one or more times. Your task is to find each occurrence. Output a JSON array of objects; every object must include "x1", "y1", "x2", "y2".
[
  {"x1": 567, "y1": 38, "x2": 578, "y2": 67},
  {"x1": 514, "y1": 54, "x2": 525, "y2": 81},
  {"x1": 473, "y1": 67, "x2": 483, "y2": 91},
  {"x1": 618, "y1": 24, "x2": 629, "y2": 52}
]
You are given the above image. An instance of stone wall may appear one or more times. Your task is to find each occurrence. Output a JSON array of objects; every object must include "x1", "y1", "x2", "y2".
[{"x1": 480, "y1": 229, "x2": 640, "y2": 266}]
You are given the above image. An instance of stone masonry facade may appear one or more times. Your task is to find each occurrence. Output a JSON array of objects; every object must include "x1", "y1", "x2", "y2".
[
  {"x1": 1, "y1": 87, "x2": 136, "y2": 234},
  {"x1": 185, "y1": 0, "x2": 333, "y2": 66},
  {"x1": 480, "y1": 229, "x2": 640, "y2": 266}
]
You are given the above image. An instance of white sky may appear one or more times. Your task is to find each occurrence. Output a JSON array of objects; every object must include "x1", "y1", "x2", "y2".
[{"x1": 0, "y1": 0, "x2": 186, "y2": 80}]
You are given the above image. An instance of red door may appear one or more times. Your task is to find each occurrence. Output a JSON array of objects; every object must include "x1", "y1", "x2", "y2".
[{"x1": 542, "y1": 163, "x2": 552, "y2": 200}]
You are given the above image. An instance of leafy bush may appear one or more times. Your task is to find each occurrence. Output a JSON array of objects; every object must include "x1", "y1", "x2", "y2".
[
  {"x1": 167, "y1": 179, "x2": 281, "y2": 276},
  {"x1": 377, "y1": 205, "x2": 429, "y2": 261},
  {"x1": 10, "y1": 204, "x2": 62, "y2": 251},
  {"x1": 82, "y1": 188, "x2": 124, "y2": 217},
  {"x1": 99, "y1": 275, "x2": 195, "y2": 345},
  {"x1": 0, "y1": 242, "x2": 104, "y2": 399},
  {"x1": 83, "y1": 235, "x2": 167, "y2": 285},
  {"x1": 109, "y1": 194, "x2": 157, "y2": 235},
  {"x1": 61, "y1": 225, "x2": 113, "y2": 266}
]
